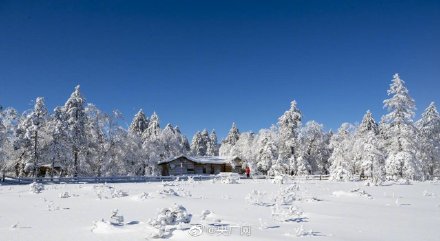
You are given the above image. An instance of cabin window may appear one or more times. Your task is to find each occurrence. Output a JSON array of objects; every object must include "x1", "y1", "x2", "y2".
[
  {"x1": 187, "y1": 168, "x2": 195, "y2": 172},
  {"x1": 203, "y1": 167, "x2": 206, "y2": 174}
]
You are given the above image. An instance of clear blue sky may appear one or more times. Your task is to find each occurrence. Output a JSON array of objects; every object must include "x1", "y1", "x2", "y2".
[{"x1": 0, "y1": 0, "x2": 439, "y2": 138}]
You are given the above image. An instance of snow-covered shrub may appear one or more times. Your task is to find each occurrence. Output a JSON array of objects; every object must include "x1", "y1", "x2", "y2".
[
  {"x1": 246, "y1": 190, "x2": 271, "y2": 206},
  {"x1": 148, "y1": 204, "x2": 192, "y2": 239},
  {"x1": 111, "y1": 189, "x2": 128, "y2": 198},
  {"x1": 397, "y1": 178, "x2": 411, "y2": 185},
  {"x1": 350, "y1": 188, "x2": 373, "y2": 199},
  {"x1": 29, "y1": 182, "x2": 44, "y2": 194},
  {"x1": 274, "y1": 184, "x2": 301, "y2": 205},
  {"x1": 158, "y1": 188, "x2": 179, "y2": 196},
  {"x1": 217, "y1": 173, "x2": 240, "y2": 184},
  {"x1": 200, "y1": 210, "x2": 222, "y2": 223},
  {"x1": 93, "y1": 184, "x2": 128, "y2": 199},
  {"x1": 110, "y1": 209, "x2": 124, "y2": 226},
  {"x1": 423, "y1": 190, "x2": 435, "y2": 197},
  {"x1": 285, "y1": 224, "x2": 315, "y2": 237},
  {"x1": 272, "y1": 175, "x2": 289, "y2": 184},
  {"x1": 271, "y1": 204, "x2": 304, "y2": 222},
  {"x1": 59, "y1": 192, "x2": 71, "y2": 198}
]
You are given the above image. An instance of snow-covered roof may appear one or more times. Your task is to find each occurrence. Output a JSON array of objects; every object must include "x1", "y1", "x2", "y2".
[{"x1": 159, "y1": 155, "x2": 239, "y2": 165}]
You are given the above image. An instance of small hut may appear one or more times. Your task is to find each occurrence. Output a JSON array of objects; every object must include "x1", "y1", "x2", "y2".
[{"x1": 158, "y1": 155, "x2": 243, "y2": 176}]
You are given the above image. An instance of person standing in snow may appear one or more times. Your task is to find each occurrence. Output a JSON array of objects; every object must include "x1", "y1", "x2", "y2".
[{"x1": 245, "y1": 166, "x2": 251, "y2": 178}]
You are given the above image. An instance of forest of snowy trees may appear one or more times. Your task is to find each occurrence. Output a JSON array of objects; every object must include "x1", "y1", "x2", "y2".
[{"x1": 1, "y1": 74, "x2": 439, "y2": 182}]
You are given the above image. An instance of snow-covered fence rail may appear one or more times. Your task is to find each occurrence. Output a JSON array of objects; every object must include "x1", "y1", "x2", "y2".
[
  {"x1": 1, "y1": 175, "x2": 216, "y2": 185},
  {"x1": 290, "y1": 175, "x2": 330, "y2": 181}
]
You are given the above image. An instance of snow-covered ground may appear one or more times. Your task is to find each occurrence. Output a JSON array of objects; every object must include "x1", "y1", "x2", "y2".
[{"x1": 1, "y1": 178, "x2": 439, "y2": 241}]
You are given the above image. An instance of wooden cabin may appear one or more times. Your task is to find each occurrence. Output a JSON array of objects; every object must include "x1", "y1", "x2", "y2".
[{"x1": 159, "y1": 155, "x2": 243, "y2": 176}]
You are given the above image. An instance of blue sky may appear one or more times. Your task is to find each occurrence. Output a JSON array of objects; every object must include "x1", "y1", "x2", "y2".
[{"x1": 0, "y1": 0, "x2": 439, "y2": 138}]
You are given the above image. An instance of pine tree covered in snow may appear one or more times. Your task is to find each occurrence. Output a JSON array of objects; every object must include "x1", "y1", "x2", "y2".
[
  {"x1": 255, "y1": 128, "x2": 278, "y2": 175},
  {"x1": 382, "y1": 74, "x2": 421, "y2": 180},
  {"x1": 14, "y1": 97, "x2": 49, "y2": 177},
  {"x1": 219, "y1": 123, "x2": 240, "y2": 156},
  {"x1": 128, "y1": 109, "x2": 149, "y2": 137},
  {"x1": 0, "y1": 107, "x2": 17, "y2": 177},
  {"x1": 276, "y1": 100, "x2": 302, "y2": 175},
  {"x1": 206, "y1": 130, "x2": 219, "y2": 156},
  {"x1": 61, "y1": 85, "x2": 88, "y2": 176},
  {"x1": 416, "y1": 102, "x2": 440, "y2": 178},
  {"x1": 353, "y1": 111, "x2": 385, "y2": 184},
  {"x1": 329, "y1": 123, "x2": 355, "y2": 181}
]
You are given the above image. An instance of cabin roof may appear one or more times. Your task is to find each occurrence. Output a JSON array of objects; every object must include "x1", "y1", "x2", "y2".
[{"x1": 158, "y1": 155, "x2": 239, "y2": 165}]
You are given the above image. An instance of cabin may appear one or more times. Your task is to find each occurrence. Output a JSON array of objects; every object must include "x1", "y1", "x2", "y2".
[{"x1": 158, "y1": 155, "x2": 243, "y2": 176}]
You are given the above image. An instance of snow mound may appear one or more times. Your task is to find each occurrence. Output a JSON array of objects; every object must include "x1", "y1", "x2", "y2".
[
  {"x1": 148, "y1": 204, "x2": 192, "y2": 239},
  {"x1": 29, "y1": 182, "x2": 44, "y2": 194},
  {"x1": 132, "y1": 192, "x2": 152, "y2": 201},
  {"x1": 333, "y1": 188, "x2": 373, "y2": 199},
  {"x1": 423, "y1": 190, "x2": 435, "y2": 197}
]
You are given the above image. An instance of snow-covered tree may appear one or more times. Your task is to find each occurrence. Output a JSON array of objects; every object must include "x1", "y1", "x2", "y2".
[
  {"x1": 255, "y1": 128, "x2": 278, "y2": 175},
  {"x1": 382, "y1": 74, "x2": 421, "y2": 180},
  {"x1": 129, "y1": 109, "x2": 149, "y2": 137},
  {"x1": 297, "y1": 121, "x2": 331, "y2": 175},
  {"x1": 353, "y1": 111, "x2": 385, "y2": 184},
  {"x1": 206, "y1": 130, "x2": 219, "y2": 156},
  {"x1": 416, "y1": 102, "x2": 440, "y2": 178},
  {"x1": 219, "y1": 123, "x2": 240, "y2": 156},
  {"x1": 329, "y1": 123, "x2": 356, "y2": 181},
  {"x1": 62, "y1": 85, "x2": 88, "y2": 176},
  {"x1": 14, "y1": 97, "x2": 49, "y2": 177},
  {"x1": 143, "y1": 112, "x2": 160, "y2": 140},
  {"x1": 0, "y1": 107, "x2": 17, "y2": 178},
  {"x1": 277, "y1": 100, "x2": 302, "y2": 175},
  {"x1": 142, "y1": 112, "x2": 162, "y2": 175}
]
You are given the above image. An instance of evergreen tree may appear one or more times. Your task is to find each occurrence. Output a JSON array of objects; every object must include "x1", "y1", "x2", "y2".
[
  {"x1": 353, "y1": 111, "x2": 385, "y2": 184},
  {"x1": 14, "y1": 97, "x2": 49, "y2": 177},
  {"x1": 219, "y1": 122, "x2": 240, "y2": 156},
  {"x1": 329, "y1": 123, "x2": 355, "y2": 181},
  {"x1": 143, "y1": 112, "x2": 160, "y2": 140},
  {"x1": 207, "y1": 130, "x2": 219, "y2": 156},
  {"x1": 416, "y1": 102, "x2": 440, "y2": 178},
  {"x1": 277, "y1": 100, "x2": 302, "y2": 175},
  {"x1": 129, "y1": 109, "x2": 149, "y2": 137},
  {"x1": 382, "y1": 74, "x2": 420, "y2": 180},
  {"x1": 63, "y1": 85, "x2": 87, "y2": 176}
]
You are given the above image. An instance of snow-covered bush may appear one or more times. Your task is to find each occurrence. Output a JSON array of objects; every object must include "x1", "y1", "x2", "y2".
[
  {"x1": 59, "y1": 192, "x2": 71, "y2": 198},
  {"x1": 29, "y1": 182, "x2": 44, "y2": 194},
  {"x1": 272, "y1": 175, "x2": 289, "y2": 184},
  {"x1": 200, "y1": 210, "x2": 222, "y2": 223},
  {"x1": 93, "y1": 184, "x2": 128, "y2": 199},
  {"x1": 274, "y1": 184, "x2": 300, "y2": 205},
  {"x1": 246, "y1": 190, "x2": 271, "y2": 206},
  {"x1": 111, "y1": 189, "x2": 128, "y2": 198},
  {"x1": 158, "y1": 188, "x2": 179, "y2": 196},
  {"x1": 271, "y1": 204, "x2": 304, "y2": 222},
  {"x1": 110, "y1": 209, "x2": 124, "y2": 226},
  {"x1": 217, "y1": 173, "x2": 240, "y2": 184},
  {"x1": 148, "y1": 204, "x2": 192, "y2": 238}
]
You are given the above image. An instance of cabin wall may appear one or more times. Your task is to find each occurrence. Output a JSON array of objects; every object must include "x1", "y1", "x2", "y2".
[{"x1": 159, "y1": 156, "x2": 244, "y2": 176}]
